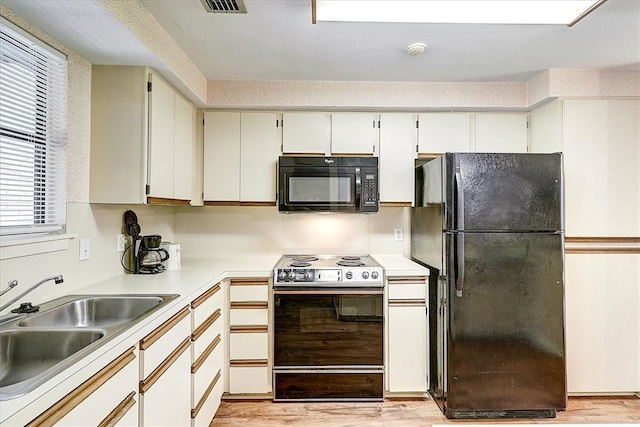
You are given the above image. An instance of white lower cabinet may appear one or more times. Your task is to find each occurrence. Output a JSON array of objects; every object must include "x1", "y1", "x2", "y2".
[
  {"x1": 22, "y1": 347, "x2": 138, "y2": 427},
  {"x1": 191, "y1": 282, "x2": 225, "y2": 426},
  {"x1": 227, "y1": 277, "x2": 271, "y2": 395},
  {"x1": 386, "y1": 276, "x2": 428, "y2": 394},
  {"x1": 565, "y1": 252, "x2": 640, "y2": 394},
  {"x1": 139, "y1": 306, "x2": 191, "y2": 426}
]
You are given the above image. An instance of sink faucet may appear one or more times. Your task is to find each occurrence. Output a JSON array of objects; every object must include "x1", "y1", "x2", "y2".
[
  {"x1": 0, "y1": 275, "x2": 64, "y2": 313},
  {"x1": 0, "y1": 279, "x2": 18, "y2": 297}
]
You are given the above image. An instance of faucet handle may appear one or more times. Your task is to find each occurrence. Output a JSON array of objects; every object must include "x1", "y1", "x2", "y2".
[{"x1": 11, "y1": 302, "x2": 40, "y2": 314}]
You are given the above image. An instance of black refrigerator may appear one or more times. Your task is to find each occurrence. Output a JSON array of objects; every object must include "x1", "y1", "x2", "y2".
[{"x1": 411, "y1": 152, "x2": 566, "y2": 419}]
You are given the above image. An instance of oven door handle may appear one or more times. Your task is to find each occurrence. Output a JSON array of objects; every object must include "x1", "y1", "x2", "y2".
[{"x1": 273, "y1": 289, "x2": 384, "y2": 295}]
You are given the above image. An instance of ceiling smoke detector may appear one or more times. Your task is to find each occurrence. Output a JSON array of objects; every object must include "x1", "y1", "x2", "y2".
[
  {"x1": 201, "y1": 0, "x2": 247, "y2": 13},
  {"x1": 405, "y1": 43, "x2": 427, "y2": 56}
]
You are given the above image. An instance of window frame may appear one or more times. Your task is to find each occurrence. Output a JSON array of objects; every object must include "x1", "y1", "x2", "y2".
[{"x1": 0, "y1": 17, "x2": 68, "y2": 239}]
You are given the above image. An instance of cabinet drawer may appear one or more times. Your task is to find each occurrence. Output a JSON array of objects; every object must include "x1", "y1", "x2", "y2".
[
  {"x1": 229, "y1": 363, "x2": 270, "y2": 394},
  {"x1": 230, "y1": 303, "x2": 268, "y2": 325},
  {"x1": 193, "y1": 340, "x2": 223, "y2": 401},
  {"x1": 192, "y1": 372, "x2": 223, "y2": 427},
  {"x1": 192, "y1": 282, "x2": 223, "y2": 327},
  {"x1": 387, "y1": 277, "x2": 427, "y2": 300},
  {"x1": 140, "y1": 306, "x2": 191, "y2": 379},
  {"x1": 230, "y1": 329, "x2": 268, "y2": 359},
  {"x1": 229, "y1": 278, "x2": 269, "y2": 301},
  {"x1": 26, "y1": 347, "x2": 138, "y2": 427},
  {"x1": 193, "y1": 316, "x2": 223, "y2": 361}
]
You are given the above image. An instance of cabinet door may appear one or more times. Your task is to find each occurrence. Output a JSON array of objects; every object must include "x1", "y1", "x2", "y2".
[
  {"x1": 282, "y1": 112, "x2": 330, "y2": 154},
  {"x1": 387, "y1": 277, "x2": 428, "y2": 393},
  {"x1": 388, "y1": 304, "x2": 428, "y2": 392},
  {"x1": 240, "y1": 112, "x2": 278, "y2": 202},
  {"x1": 148, "y1": 72, "x2": 176, "y2": 199},
  {"x1": 173, "y1": 93, "x2": 195, "y2": 202},
  {"x1": 528, "y1": 99, "x2": 562, "y2": 153},
  {"x1": 565, "y1": 253, "x2": 640, "y2": 393},
  {"x1": 331, "y1": 112, "x2": 377, "y2": 155},
  {"x1": 379, "y1": 113, "x2": 415, "y2": 204},
  {"x1": 203, "y1": 111, "x2": 241, "y2": 201},
  {"x1": 475, "y1": 113, "x2": 528, "y2": 153},
  {"x1": 418, "y1": 113, "x2": 471, "y2": 154},
  {"x1": 562, "y1": 99, "x2": 640, "y2": 237},
  {"x1": 89, "y1": 66, "x2": 148, "y2": 204},
  {"x1": 140, "y1": 345, "x2": 191, "y2": 427}
]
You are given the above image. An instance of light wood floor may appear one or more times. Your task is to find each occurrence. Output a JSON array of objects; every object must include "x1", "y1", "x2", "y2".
[{"x1": 211, "y1": 396, "x2": 640, "y2": 426}]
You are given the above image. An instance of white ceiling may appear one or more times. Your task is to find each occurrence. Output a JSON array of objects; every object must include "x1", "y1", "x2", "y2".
[{"x1": 3, "y1": 0, "x2": 639, "y2": 84}]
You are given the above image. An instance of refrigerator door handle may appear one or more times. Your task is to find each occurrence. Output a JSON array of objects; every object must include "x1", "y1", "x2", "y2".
[
  {"x1": 454, "y1": 168, "x2": 465, "y2": 297},
  {"x1": 455, "y1": 232, "x2": 464, "y2": 297},
  {"x1": 454, "y1": 170, "x2": 464, "y2": 230}
]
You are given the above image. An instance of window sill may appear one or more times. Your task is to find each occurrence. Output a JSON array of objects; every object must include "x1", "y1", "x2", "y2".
[{"x1": 0, "y1": 234, "x2": 77, "y2": 261}]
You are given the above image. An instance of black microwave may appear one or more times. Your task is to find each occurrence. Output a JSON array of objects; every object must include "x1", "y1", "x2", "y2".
[{"x1": 278, "y1": 156, "x2": 379, "y2": 213}]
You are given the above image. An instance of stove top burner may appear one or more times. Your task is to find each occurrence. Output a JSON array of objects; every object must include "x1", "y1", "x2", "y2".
[
  {"x1": 291, "y1": 256, "x2": 319, "y2": 263},
  {"x1": 340, "y1": 256, "x2": 362, "y2": 261},
  {"x1": 290, "y1": 262, "x2": 312, "y2": 268},
  {"x1": 336, "y1": 260, "x2": 365, "y2": 267}
]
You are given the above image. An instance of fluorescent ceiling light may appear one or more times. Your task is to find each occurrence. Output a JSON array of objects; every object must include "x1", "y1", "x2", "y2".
[{"x1": 314, "y1": 1, "x2": 606, "y2": 26}]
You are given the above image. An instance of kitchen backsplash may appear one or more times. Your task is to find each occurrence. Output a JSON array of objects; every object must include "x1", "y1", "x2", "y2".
[{"x1": 0, "y1": 202, "x2": 407, "y2": 312}]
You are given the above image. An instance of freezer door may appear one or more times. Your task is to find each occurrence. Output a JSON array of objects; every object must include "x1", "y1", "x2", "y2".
[
  {"x1": 445, "y1": 232, "x2": 566, "y2": 414},
  {"x1": 445, "y1": 153, "x2": 563, "y2": 232}
]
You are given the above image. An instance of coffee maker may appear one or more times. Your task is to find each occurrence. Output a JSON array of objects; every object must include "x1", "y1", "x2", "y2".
[{"x1": 123, "y1": 210, "x2": 170, "y2": 274}]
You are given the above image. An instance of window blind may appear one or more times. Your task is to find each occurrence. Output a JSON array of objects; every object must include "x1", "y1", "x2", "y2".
[{"x1": 0, "y1": 19, "x2": 67, "y2": 237}]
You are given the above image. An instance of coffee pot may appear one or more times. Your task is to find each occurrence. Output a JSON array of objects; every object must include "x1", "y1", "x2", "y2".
[
  {"x1": 123, "y1": 210, "x2": 170, "y2": 274},
  {"x1": 136, "y1": 234, "x2": 169, "y2": 274}
]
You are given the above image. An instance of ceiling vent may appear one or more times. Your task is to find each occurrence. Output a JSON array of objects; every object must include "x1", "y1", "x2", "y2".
[{"x1": 200, "y1": 0, "x2": 247, "y2": 13}]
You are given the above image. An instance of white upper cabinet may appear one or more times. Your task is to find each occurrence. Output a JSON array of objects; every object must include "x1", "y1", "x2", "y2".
[
  {"x1": 173, "y1": 93, "x2": 195, "y2": 201},
  {"x1": 281, "y1": 112, "x2": 376, "y2": 155},
  {"x1": 90, "y1": 66, "x2": 195, "y2": 204},
  {"x1": 528, "y1": 99, "x2": 563, "y2": 153},
  {"x1": 331, "y1": 112, "x2": 377, "y2": 155},
  {"x1": 379, "y1": 113, "x2": 416, "y2": 204},
  {"x1": 417, "y1": 113, "x2": 527, "y2": 155},
  {"x1": 562, "y1": 99, "x2": 640, "y2": 237},
  {"x1": 203, "y1": 111, "x2": 278, "y2": 203},
  {"x1": 148, "y1": 73, "x2": 177, "y2": 200},
  {"x1": 475, "y1": 113, "x2": 528, "y2": 153},
  {"x1": 240, "y1": 112, "x2": 279, "y2": 203},
  {"x1": 418, "y1": 113, "x2": 472, "y2": 154},
  {"x1": 203, "y1": 112, "x2": 241, "y2": 201},
  {"x1": 282, "y1": 112, "x2": 330, "y2": 154}
]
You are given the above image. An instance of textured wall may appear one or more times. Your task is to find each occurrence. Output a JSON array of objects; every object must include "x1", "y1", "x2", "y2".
[
  {"x1": 206, "y1": 79, "x2": 529, "y2": 110},
  {"x1": 99, "y1": 0, "x2": 207, "y2": 105},
  {"x1": 1, "y1": 6, "x2": 92, "y2": 203}
]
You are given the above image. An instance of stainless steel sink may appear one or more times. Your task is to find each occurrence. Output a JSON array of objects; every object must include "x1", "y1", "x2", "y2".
[
  {"x1": 0, "y1": 293, "x2": 179, "y2": 400},
  {"x1": 18, "y1": 295, "x2": 168, "y2": 328},
  {"x1": 0, "y1": 329, "x2": 104, "y2": 387}
]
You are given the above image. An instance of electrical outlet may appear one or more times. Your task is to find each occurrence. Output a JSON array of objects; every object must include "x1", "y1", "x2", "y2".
[
  {"x1": 117, "y1": 234, "x2": 126, "y2": 252},
  {"x1": 394, "y1": 227, "x2": 403, "y2": 242},
  {"x1": 79, "y1": 238, "x2": 90, "y2": 261}
]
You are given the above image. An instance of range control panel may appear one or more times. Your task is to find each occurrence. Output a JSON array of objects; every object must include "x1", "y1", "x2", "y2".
[{"x1": 275, "y1": 268, "x2": 382, "y2": 285}]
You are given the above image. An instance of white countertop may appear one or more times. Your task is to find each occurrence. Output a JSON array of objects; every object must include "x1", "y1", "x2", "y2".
[
  {"x1": 372, "y1": 254, "x2": 430, "y2": 276},
  {"x1": 0, "y1": 254, "x2": 426, "y2": 423}
]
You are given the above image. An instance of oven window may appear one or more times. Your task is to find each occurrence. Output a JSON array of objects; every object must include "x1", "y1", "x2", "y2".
[
  {"x1": 288, "y1": 176, "x2": 352, "y2": 203},
  {"x1": 274, "y1": 294, "x2": 383, "y2": 367}
]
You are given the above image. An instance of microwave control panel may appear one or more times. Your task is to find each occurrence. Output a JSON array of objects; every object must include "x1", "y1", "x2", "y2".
[{"x1": 362, "y1": 172, "x2": 378, "y2": 208}]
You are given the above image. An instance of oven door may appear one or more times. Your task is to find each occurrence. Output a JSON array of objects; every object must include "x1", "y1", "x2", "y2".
[{"x1": 273, "y1": 288, "x2": 384, "y2": 401}]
